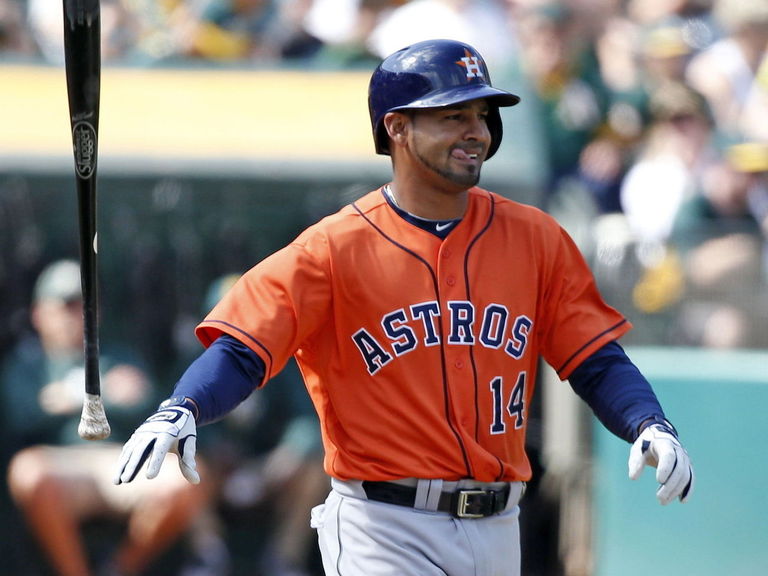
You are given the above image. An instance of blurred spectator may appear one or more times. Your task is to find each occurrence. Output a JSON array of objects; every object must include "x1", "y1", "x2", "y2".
[
  {"x1": 685, "y1": 0, "x2": 768, "y2": 144},
  {"x1": 638, "y1": 18, "x2": 696, "y2": 89},
  {"x1": 512, "y1": 1, "x2": 618, "y2": 212},
  {"x1": 585, "y1": 6, "x2": 648, "y2": 215},
  {"x1": 620, "y1": 81, "x2": 716, "y2": 250},
  {"x1": 165, "y1": 0, "x2": 321, "y2": 63},
  {"x1": 27, "y1": 0, "x2": 141, "y2": 64},
  {"x1": 1, "y1": 259, "x2": 213, "y2": 576},
  {"x1": 303, "y1": 0, "x2": 364, "y2": 47},
  {"x1": 740, "y1": 44, "x2": 768, "y2": 141},
  {"x1": 103, "y1": 0, "x2": 191, "y2": 64},
  {"x1": 614, "y1": 82, "x2": 716, "y2": 319},
  {"x1": 267, "y1": 0, "x2": 326, "y2": 60},
  {"x1": 626, "y1": 0, "x2": 717, "y2": 51},
  {"x1": 0, "y1": 0, "x2": 36, "y2": 58},
  {"x1": 304, "y1": 0, "x2": 392, "y2": 68},
  {"x1": 668, "y1": 142, "x2": 768, "y2": 348},
  {"x1": 180, "y1": 0, "x2": 280, "y2": 61},
  {"x1": 303, "y1": 0, "x2": 394, "y2": 65},
  {"x1": 304, "y1": 0, "x2": 519, "y2": 70},
  {"x1": 193, "y1": 273, "x2": 327, "y2": 576},
  {"x1": 366, "y1": 0, "x2": 516, "y2": 69}
]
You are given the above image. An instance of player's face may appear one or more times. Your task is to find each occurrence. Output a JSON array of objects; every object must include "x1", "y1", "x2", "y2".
[{"x1": 408, "y1": 100, "x2": 491, "y2": 189}]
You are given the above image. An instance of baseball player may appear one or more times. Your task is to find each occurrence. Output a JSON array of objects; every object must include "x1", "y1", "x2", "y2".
[{"x1": 114, "y1": 39, "x2": 694, "y2": 576}]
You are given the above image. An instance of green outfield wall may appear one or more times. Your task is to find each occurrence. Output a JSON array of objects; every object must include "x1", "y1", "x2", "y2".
[{"x1": 593, "y1": 346, "x2": 768, "y2": 576}]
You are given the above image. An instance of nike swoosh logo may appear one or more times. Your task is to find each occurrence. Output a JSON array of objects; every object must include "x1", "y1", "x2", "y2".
[{"x1": 435, "y1": 222, "x2": 454, "y2": 231}]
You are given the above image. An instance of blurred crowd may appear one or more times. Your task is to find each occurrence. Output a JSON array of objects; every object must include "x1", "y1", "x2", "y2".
[
  {"x1": 2, "y1": 0, "x2": 766, "y2": 348},
  {"x1": 1, "y1": 0, "x2": 767, "y2": 575},
  {"x1": 0, "y1": 261, "x2": 327, "y2": 576}
]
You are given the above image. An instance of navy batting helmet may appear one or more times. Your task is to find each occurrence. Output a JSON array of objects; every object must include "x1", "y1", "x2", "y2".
[{"x1": 368, "y1": 39, "x2": 520, "y2": 159}]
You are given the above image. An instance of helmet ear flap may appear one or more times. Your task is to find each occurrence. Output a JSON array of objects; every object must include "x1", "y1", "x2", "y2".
[
  {"x1": 486, "y1": 107, "x2": 504, "y2": 160},
  {"x1": 376, "y1": 126, "x2": 390, "y2": 155}
]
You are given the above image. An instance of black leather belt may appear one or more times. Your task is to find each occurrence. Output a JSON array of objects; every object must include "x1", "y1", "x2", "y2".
[{"x1": 362, "y1": 481, "x2": 510, "y2": 519}]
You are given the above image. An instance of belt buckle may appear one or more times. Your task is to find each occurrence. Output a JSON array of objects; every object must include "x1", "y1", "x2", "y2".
[{"x1": 455, "y1": 489, "x2": 489, "y2": 519}]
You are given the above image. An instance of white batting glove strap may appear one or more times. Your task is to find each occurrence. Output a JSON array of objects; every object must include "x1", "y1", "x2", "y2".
[
  {"x1": 628, "y1": 422, "x2": 694, "y2": 505},
  {"x1": 113, "y1": 407, "x2": 200, "y2": 485}
]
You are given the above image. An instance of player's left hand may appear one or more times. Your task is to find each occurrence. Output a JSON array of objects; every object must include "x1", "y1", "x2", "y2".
[{"x1": 628, "y1": 420, "x2": 694, "y2": 505}]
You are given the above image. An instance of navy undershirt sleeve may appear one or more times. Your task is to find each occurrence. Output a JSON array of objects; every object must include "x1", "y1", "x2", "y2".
[
  {"x1": 176, "y1": 335, "x2": 660, "y2": 440},
  {"x1": 568, "y1": 341, "x2": 665, "y2": 443},
  {"x1": 172, "y1": 334, "x2": 266, "y2": 425}
]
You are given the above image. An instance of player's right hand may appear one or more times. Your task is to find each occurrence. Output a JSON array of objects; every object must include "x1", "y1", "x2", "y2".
[{"x1": 113, "y1": 407, "x2": 200, "y2": 485}]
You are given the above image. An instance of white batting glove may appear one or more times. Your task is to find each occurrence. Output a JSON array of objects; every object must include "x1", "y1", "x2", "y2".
[
  {"x1": 113, "y1": 406, "x2": 200, "y2": 485},
  {"x1": 628, "y1": 420, "x2": 694, "y2": 505}
]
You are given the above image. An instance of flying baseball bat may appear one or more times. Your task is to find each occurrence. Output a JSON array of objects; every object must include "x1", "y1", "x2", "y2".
[{"x1": 63, "y1": 0, "x2": 110, "y2": 440}]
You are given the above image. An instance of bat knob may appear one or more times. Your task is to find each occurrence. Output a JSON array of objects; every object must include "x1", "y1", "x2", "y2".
[{"x1": 78, "y1": 393, "x2": 111, "y2": 440}]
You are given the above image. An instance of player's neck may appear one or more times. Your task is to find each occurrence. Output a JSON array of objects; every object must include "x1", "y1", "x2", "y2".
[{"x1": 388, "y1": 180, "x2": 468, "y2": 220}]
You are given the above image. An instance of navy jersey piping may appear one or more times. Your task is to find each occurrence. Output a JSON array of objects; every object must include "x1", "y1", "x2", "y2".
[
  {"x1": 556, "y1": 319, "x2": 629, "y2": 377},
  {"x1": 201, "y1": 319, "x2": 275, "y2": 382},
  {"x1": 460, "y1": 192, "x2": 506, "y2": 480}
]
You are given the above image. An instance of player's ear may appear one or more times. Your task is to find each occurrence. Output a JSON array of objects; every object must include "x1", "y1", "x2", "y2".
[{"x1": 383, "y1": 111, "x2": 409, "y2": 150}]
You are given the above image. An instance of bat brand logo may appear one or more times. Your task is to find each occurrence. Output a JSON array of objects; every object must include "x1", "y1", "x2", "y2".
[{"x1": 73, "y1": 121, "x2": 97, "y2": 179}]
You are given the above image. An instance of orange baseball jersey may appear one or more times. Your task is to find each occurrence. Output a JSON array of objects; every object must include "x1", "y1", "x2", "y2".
[{"x1": 196, "y1": 186, "x2": 631, "y2": 482}]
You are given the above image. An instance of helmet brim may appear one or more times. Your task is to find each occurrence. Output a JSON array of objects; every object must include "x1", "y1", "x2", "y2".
[{"x1": 390, "y1": 84, "x2": 520, "y2": 112}]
